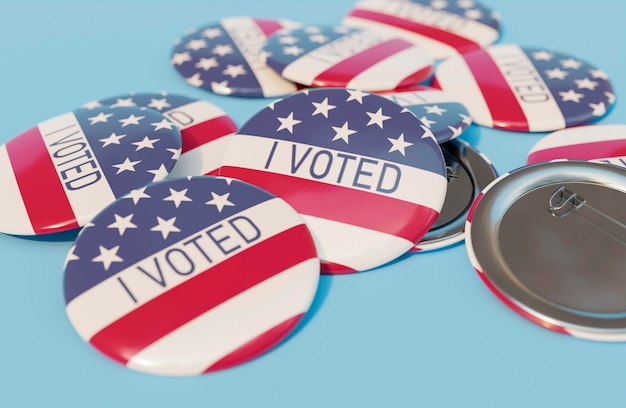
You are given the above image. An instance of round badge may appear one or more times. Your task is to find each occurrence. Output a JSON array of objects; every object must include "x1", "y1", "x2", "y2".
[
  {"x1": 342, "y1": 0, "x2": 501, "y2": 60},
  {"x1": 64, "y1": 176, "x2": 320, "y2": 376},
  {"x1": 466, "y1": 161, "x2": 626, "y2": 341},
  {"x1": 378, "y1": 85, "x2": 472, "y2": 144},
  {"x1": 0, "y1": 106, "x2": 181, "y2": 236},
  {"x1": 527, "y1": 124, "x2": 626, "y2": 168},
  {"x1": 433, "y1": 44, "x2": 616, "y2": 132},
  {"x1": 262, "y1": 25, "x2": 434, "y2": 91},
  {"x1": 82, "y1": 92, "x2": 238, "y2": 177},
  {"x1": 219, "y1": 88, "x2": 447, "y2": 273},
  {"x1": 412, "y1": 138, "x2": 496, "y2": 252},
  {"x1": 170, "y1": 17, "x2": 301, "y2": 97}
]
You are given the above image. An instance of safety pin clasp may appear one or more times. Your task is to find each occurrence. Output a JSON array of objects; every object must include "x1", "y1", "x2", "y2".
[{"x1": 548, "y1": 186, "x2": 587, "y2": 217}]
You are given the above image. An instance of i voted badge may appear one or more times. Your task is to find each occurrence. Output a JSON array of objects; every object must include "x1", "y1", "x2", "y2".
[
  {"x1": 170, "y1": 17, "x2": 301, "y2": 97},
  {"x1": 378, "y1": 85, "x2": 472, "y2": 144},
  {"x1": 219, "y1": 88, "x2": 447, "y2": 273},
  {"x1": 82, "y1": 92, "x2": 238, "y2": 177},
  {"x1": 262, "y1": 25, "x2": 434, "y2": 91},
  {"x1": 433, "y1": 44, "x2": 615, "y2": 132},
  {"x1": 64, "y1": 176, "x2": 320, "y2": 376},
  {"x1": 0, "y1": 106, "x2": 181, "y2": 236},
  {"x1": 342, "y1": 0, "x2": 501, "y2": 60}
]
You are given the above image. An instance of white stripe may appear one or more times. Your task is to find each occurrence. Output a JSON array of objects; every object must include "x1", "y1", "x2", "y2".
[
  {"x1": 164, "y1": 100, "x2": 228, "y2": 130},
  {"x1": 382, "y1": 88, "x2": 462, "y2": 106},
  {"x1": 566, "y1": 328, "x2": 626, "y2": 342},
  {"x1": 38, "y1": 113, "x2": 116, "y2": 226},
  {"x1": 127, "y1": 258, "x2": 319, "y2": 376},
  {"x1": 223, "y1": 135, "x2": 447, "y2": 210},
  {"x1": 167, "y1": 133, "x2": 234, "y2": 177},
  {"x1": 304, "y1": 214, "x2": 412, "y2": 271},
  {"x1": 65, "y1": 198, "x2": 305, "y2": 341},
  {"x1": 530, "y1": 124, "x2": 626, "y2": 153},
  {"x1": 487, "y1": 44, "x2": 565, "y2": 132},
  {"x1": 435, "y1": 56, "x2": 493, "y2": 127},
  {"x1": 0, "y1": 144, "x2": 35, "y2": 235}
]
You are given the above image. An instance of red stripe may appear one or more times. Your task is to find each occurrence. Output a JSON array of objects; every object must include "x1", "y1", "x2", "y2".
[
  {"x1": 347, "y1": 8, "x2": 481, "y2": 54},
  {"x1": 219, "y1": 166, "x2": 439, "y2": 243},
  {"x1": 463, "y1": 49, "x2": 529, "y2": 131},
  {"x1": 393, "y1": 65, "x2": 433, "y2": 90},
  {"x1": 312, "y1": 38, "x2": 414, "y2": 88},
  {"x1": 253, "y1": 18, "x2": 284, "y2": 38},
  {"x1": 179, "y1": 115, "x2": 237, "y2": 153},
  {"x1": 5, "y1": 126, "x2": 78, "y2": 234},
  {"x1": 321, "y1": 260, "x2": 357, "y2": 275},
  {"x1": 89, "y1": 224, "x2": 316, "y2": 364},
  {"x1": 204, "y1": 313, "x2": 304, "y2": 373},
  {"x1": 527, "y1": 139, "x2": 626, "y2": 163},
  {"x1": 466, "y1": 192, "x2": 483, "y2": 223}
]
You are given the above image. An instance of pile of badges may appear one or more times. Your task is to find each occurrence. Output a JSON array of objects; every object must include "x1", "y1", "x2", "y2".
[{"x1": 1, "y1": 0, "x2": 625, "y2": 376}]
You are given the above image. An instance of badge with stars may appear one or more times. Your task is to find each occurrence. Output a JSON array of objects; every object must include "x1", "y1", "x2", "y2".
[
  {"x1": 0, "y1": 106, "x2": 181, "y2": 235},
  {"x1": 82, "y1": 92, "x2": 238, "y2": 177},
  {"x1": 219, "y1": 88, "x2": 447, "y2": 274},
  {"x1": 63, "y1": 176, "x2": 320, "y2": 376},
  {"x1": 378, "y1": 85, "x2": 472, "y2": 143},
  {"x1": 433, "y1": 44, "x2": 616, "y2": 132},
  {"x1": 262, "y1": 25, "x2": 434, "y2": 91},
  {"x1": 170, "y1": 17, "x2": 301, "y2": 97}
]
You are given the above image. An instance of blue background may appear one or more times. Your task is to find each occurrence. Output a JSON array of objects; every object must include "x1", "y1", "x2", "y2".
[{"x1": 0, "y1": 0, "x2": 625, "y2": 406}]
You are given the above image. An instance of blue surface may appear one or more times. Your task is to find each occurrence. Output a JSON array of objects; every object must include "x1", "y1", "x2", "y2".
[{"x1": 0, "y1": 0, "x2": 625, "y2": 406}]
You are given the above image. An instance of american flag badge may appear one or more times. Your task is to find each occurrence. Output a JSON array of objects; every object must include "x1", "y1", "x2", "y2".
[
  {"x1": 0, "y1": 106, "x2": 182, "y2": 236},
  {"x1": 378, "y1": 85, "x2": 472, "y2": 144},
  {"x1": 63, "y1": 176, "x2": 320, "y2": 376},
  {"x1": 218, "y1": 88, "x2": 448, "y2": 273},
  {"x1": 262, "y1": 25, "x2": 434, "y2": 91},
  {"x1": 170, "y1": 17, "x2": 301, "y2": 97},
  {"x1": 527, "y1": 124, "x2": 626, "y2": 169},
  {"x1": 82, "y1": 92, "x2": 238, "y2": 177},
  {"x1": 342, "y1": 0, "x2": 501, "y2": 60},
  {"x1": 432, "y1": 44, "x2": 616, "y2": 132}
]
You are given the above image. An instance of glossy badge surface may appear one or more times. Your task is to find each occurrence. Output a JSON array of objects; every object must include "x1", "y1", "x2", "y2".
[
  {"x1": 219, "y1": 88, "x2": 447, "y2": 273},
  {"x1": 171, "y1": 17, "x2": 301, "y2": 97},
  {"x1": 379, "y1": 85, "x2": 472, "y2": 144},
  {"x1": 83, "y1": 92, "x2": 238, "y2": 176},
  {"x1": 263, "y1": 25, "x2": 434, "y2": 91},
  {"x1": 433, "y1": 44, "x2": 615, "y2": 132},
  {"x1": 342, "y1": 0, "x2": 501, "y2": 60},
  {"x1": 64, "y1": 176, "x2": 320, "y2": 376},
  {"x1": 0, "y1": 106, "x2": 181, "y2": 236},
  {"x1": 466, "y1": 161, "x2": 626, "y2": 341},
  {"x1": 527, "y1": 124, "x2": 626, "y2": 168}
]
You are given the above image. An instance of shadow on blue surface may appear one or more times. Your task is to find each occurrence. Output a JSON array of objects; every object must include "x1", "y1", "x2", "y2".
[{"x1": 7, "y1": 228, "x2": 80, "y2": 243}]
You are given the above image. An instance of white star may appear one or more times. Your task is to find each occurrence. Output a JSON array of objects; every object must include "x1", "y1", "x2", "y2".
[
  {"x1": 421, "y1": 125, "x2": 436, "y2": 142},
  {"x1": 283, "y1": 45, "x2": 304, "y2": 56},
  {"x1": 430, "y1": 0, "x2": 448, "y2": 9},
  {"x1": 64, "y1": 245, "x2": 79, "y2": 269},
  {"x1": 457, "y1": 0, "x2": 475, "y2": 8},
  {"x1": 126, "y1": 187, "x2": 150, "y2": 204},
  {"x1": 331, "y1": 121, "x2": 357, "y2": 144},
  {"x1": 545, "y1": 68, "x2": 568, "y2": 80},
  {"x1": 309, "y1": 34, "x2": 329, "y2": 43},
  {"x1": 202, "y1": 27, "x2": 222, "y2": 39},
  {"x1": 561, "y1": 58, "x2": 582, "y2": 69},
  {"x1": 419, "y1": 115, "x2": 437, "y2": 128},
  {"x1": 111, "y1": 98, "x2": 136, "y2": 107},
  {"x1": 276, "y1": 112, "x2": 302, "y2": 133},
  {"x1": 465, "y1": 9, "x2": 482, "y2": 19},
  {"x1": 212, "y1": 44, "x2": 234, "y2": 56},
  {"x1": 186, "y1": 38, "x2": 208, "y2": 51},
  {"x1": 148, "y1": 164, "x2": 169, "y2": 181},
  {"x1": 81, "y1": 100, "x2": 102, "y2": 109},
  {"x1": 112, "y1": 157, "x2": 141, "y2": 174},
  {"x1": 147, "y1": 98, "x2": 171, "y2": 111},
  {"x1": 590, "y1": 69, "x2": 608, "y2": 80},
  {"x1": 589, "y1": 102, "x2": 606, "y2": 117},
  {"x1": 99, "y1": 132, "x2": 126, "y2": 147},
  {"x1": 118, "y1": 114, "x2": 145, "y2": 127},
  {"x1": 107, "y1": 214, "x2": 138, "y2": 236},
  {"x1": 167, "y1": 148, "x2": 181, "y2": 161},
  {"x1": 559, "y1": 89, "x2": 585, "y2": 103},
  {"x1": 459, "y1": 113, "x2": 472, "y2": 126},
  {"x1": 132, "y1": 136, "x2": 159, "y2": 150},
  {"x1": 279, "y1": 35, "x2": 299, "y2": 45},
  {"x1": 345, "y1": 89, "x2": 369, "y2": 104},
  {"x1": 187, "y1": 73, "x2": 204, "y2": 87},
  {"x1": 605, "y1": 91, "x2": 615, "y2": 104},
  {"x1": 164, "y1": 188, "x2": 192, "y2": 208},
  {"x1": 448, "y1": 125, "x2": 463, "y2": 138},
  {"x1": 366, "y1": 108, "x2": 391, "y2": 128},
  {"x1": 424, "y1": 105, "x2": 447, "y2": 116},
  {"x1": 222, "y1": 64, "x2": 247, "y2": 78},
  {"x1": 532, "y1": 51, "x2": 553, "y2": 61},
  {"x1": 151, "y1": 119, "x2": 174, "y2": 131},
  {"x1": 195, "y1": 57, "x2": 219, "y2": 71},
  {"x1": 150, "y1": 216, "x2": 181, "y2": 239},
  {"x1": 92, "y1": 245, "x2": 123, "y2": 271},
  {"x1": 304, "y1": 26, "x2": 322, "y2": 34},
  {"x1": 387, "y1": 133, "x2": 413, "y2": 156},
  {"x1": 312, "y1": 97, "x2": 337, "y2": 118},
  {"x1": 575, "y1": 77, "x2": 599, "y2": 90},
  {"x1": 171, "y1": 52, "x2": 192, "y2": 65},
  {"x1": 333, "y1": 26, "x2": 351, "y2": 34},
  {"x1": 87, "y1": 112, "x2": 113, "y2": 125},
  {"x1": 205, "y1": 192, "x2": 235, "y2": 212},
  {"x1": 211, "y1": 80, "x2": 231, "y2": 94}
]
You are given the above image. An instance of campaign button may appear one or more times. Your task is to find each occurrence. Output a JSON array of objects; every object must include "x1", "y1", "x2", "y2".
[
  {"x1": 0, "y1": 106, "x2": 181, "y2": 235},
  {"x1": 82, "y1": 92, "x2": 237, "y2": 177},
  {"x1": 219, "y1": 88, "x2": 447, "y2": 273},
  {"x1": 433, "y1": 44, "x2": 616, "y2": 132},
  {"x1": 170, "y1": 17, "x2": 301, "y2": 97},
  {"x1": 263, "y1": 25, "x2": 434, "y2": 91},
  {"x1": 64, "y1": 176, "x2": 320, "y2": 376}
]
